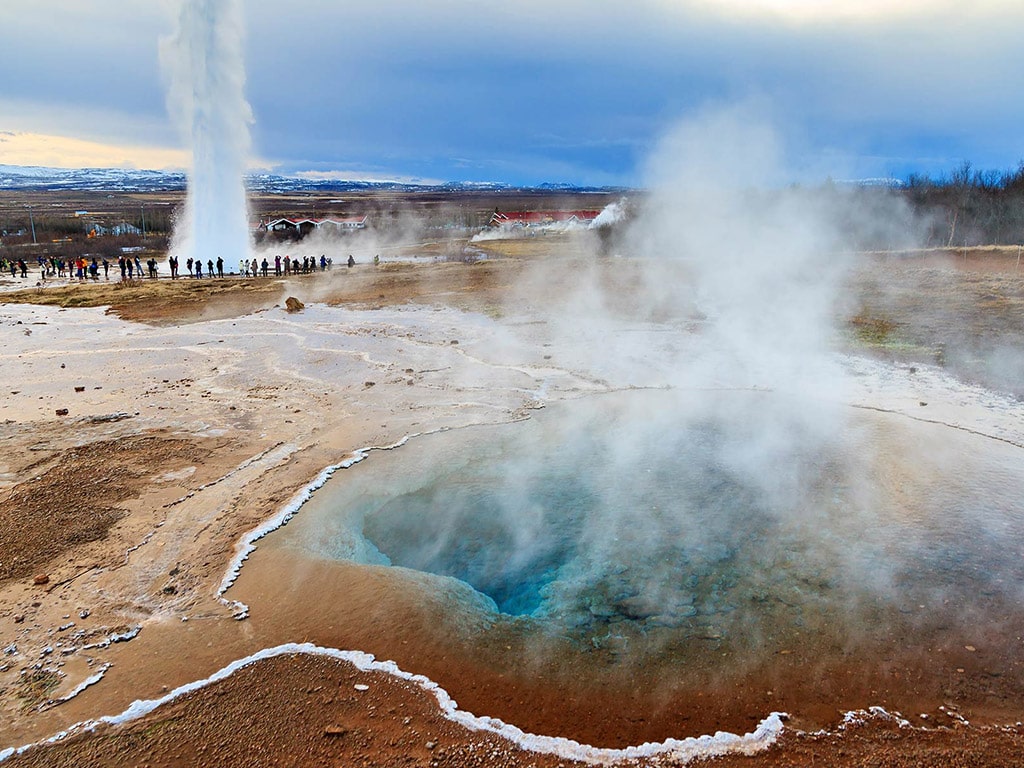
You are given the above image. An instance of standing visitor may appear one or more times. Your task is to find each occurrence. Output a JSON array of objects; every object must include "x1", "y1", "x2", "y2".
[{"x1": 216, "y1": 256, "x2": 224, "y2": 277}]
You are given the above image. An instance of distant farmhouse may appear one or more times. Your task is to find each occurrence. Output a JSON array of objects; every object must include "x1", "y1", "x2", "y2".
[
  {"x1": 257, "y1": 216, "x2": 368, "y2": 236},
  {"x1": 487, "y1": 210, "x2": 600, "y2": 228}
]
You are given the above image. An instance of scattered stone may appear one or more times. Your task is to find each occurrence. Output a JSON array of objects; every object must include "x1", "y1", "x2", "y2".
[
  {"x1": 33, "y1": 574, "x2": 49, "y2": 585},
  {"x1": 965, "y1": 645, "x2": 977, "y2": 652},
  {"x1": 79, "y1": 609, "x2": 90, "y2": 619},
  {"x1": 74, "y1": 386, "x2": 85, "y2": 393},
  {"x1": 55, "y1": 409, "x2": 69, "y2": 417},
  {"x1": 426, "y1": 741, "x2": 437, "y2": 750},
  {"x1": 354, "y1": 684, "x2": 369, "y2": 691},
  {"x1": 364, "y1": 381, "x2": 375, "y2": 388},
  {"x1": 324, "y1": 725, "x2": 347, "y2": 737},
  {"x1": 60, "y1": 363, "x2": 66, "y2": 369},
  {"x1": 13, "y1": 615, "x2": 24, "y2": 624},
  {"x1": 285, "y1": 296, "x2": 305, "y2": 313}
]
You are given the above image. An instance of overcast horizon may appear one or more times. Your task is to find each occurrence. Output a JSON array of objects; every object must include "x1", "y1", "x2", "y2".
[{"x1": 2, "y1": 0, "x2": 1022, "y2": 187}]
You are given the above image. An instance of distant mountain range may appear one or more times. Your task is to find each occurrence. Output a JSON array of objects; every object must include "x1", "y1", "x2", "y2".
[{"x1": 0, "y1": 165, "x2": 625, "y2": 195}]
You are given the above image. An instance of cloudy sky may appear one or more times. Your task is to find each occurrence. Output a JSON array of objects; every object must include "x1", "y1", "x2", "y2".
[{"x1": 1, "y1": 0, "x2": 1021, "y2": 186}]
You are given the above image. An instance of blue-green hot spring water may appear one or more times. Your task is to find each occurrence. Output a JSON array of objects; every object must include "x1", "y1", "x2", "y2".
[{"x1": 260, "y1": 388, "x2": 1024, "y2": 734}]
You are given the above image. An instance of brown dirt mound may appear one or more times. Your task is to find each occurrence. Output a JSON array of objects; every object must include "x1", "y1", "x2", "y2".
[{"x1": 3, "y1": 652, "x2": 1022, "y2": 768}]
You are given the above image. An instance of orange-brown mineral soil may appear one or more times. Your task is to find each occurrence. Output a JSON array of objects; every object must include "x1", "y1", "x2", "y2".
[{"x1": 1, "y1": 239, "x2": 1024, "y2": 766}]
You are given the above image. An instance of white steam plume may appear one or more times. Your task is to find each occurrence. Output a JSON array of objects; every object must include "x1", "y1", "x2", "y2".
[{"x1": 161, "y1": 0, "x2": 253, "y2": 267}]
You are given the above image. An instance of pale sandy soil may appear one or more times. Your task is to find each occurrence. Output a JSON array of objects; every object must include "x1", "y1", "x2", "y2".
[{"x1": 1, "y1": 237, "x2": 1024, "y2": 766}]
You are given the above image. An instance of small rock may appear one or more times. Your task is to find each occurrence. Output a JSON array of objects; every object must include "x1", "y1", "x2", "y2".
[
  {"x1": 13, "y1": 615, "x2": 24, "y2": 624},
  {"x1": 33, "y1": 574, "x2": 49, "y2": 585},
  {"x1": 426, "y1": 741, "x2": 437, "y2": 750},
  {"x1": 324, "y1": 725, "x2": 347, "y2": 737},
  {"x1": 55, "y1": 409, "x2": 68, "y2": 417},
  {"x1": 285, "y1": 296, "x2": 305, "y2": 313},
  {"x1": 354, "y1": 683, "x2": 369, "y2": 691},
  {"x1": 74, "y1": 386, "x2": 85, "y2": 393}
]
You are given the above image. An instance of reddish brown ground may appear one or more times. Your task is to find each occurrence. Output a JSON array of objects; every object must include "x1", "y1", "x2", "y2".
[
  {"x1": 4, "y1": 653, "x2": 1023, "y2": 768},
  {"x1": 2, "y1": 240, "x2": 1024, "y2": 765}
]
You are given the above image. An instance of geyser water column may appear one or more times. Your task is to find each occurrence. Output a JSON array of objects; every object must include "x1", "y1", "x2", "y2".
[{"x1": 162, "y1": 0, "x2": 253, "y2": 267}]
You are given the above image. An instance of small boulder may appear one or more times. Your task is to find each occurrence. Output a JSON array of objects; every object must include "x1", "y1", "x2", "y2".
[
  {"x1": 285, "y1": 296, "x2": 305, "y2": 313},
  {"x1": 33, "y1": 574, "x2": 49, "y2": 585}
]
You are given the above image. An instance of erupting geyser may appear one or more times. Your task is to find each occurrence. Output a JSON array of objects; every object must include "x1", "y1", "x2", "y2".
[{"x1": 162, "y1": 0, "x2": 252, "y2": 267}]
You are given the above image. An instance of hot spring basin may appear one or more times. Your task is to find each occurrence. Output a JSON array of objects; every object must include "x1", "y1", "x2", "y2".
[
  {"x1": 271, "y1": 387, "x2": 1024, "y2": 644},
  {"x1": 257, "y1": 387, "x2": 1024, "y2": 736}
]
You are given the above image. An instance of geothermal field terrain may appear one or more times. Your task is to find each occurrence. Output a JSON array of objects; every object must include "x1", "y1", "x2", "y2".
[{"x1": 1, "y1": 189, "x2": 1024, "y2": 767}]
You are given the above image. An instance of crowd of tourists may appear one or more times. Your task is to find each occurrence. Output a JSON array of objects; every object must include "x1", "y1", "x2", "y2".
[
  {"x1": 236, "y1": 254, "x2": 334, "y2": 277},
  {"x1": 1, "y1": 253, "x2": 345, "y2": 283}
]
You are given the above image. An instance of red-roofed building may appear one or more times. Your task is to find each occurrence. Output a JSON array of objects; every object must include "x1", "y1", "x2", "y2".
[
  {"x1": 262, "y1": 216, "x2": 368, "y2": 234},
  {"x1": 318, "y1": 216, "x2": 368, "y2": 231}
]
